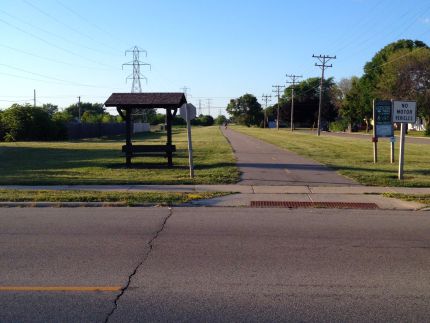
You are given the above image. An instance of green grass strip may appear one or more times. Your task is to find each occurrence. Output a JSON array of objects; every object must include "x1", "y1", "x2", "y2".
[
  {"x1": 0, "y1": 190, "x2": 230, "y2": 206},
  {"x1": 383, "y1": 193, "x2": 430, "y2": 207}
]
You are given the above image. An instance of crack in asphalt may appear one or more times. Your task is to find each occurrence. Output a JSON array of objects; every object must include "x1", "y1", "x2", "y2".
[{"x1": 103, "y1": 207, "x2": 173, "y2": 323}]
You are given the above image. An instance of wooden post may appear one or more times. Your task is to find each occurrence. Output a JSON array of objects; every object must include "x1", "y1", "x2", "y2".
[
  {"x1": 125, "y1": 108, "x2": 132, "y2": 167},
  {"x1": 372, "y1": 100, "x2": 377, "y2": 163},
  {"x1": 166, "y1": 108, "x2": 173, "y2": 167}
]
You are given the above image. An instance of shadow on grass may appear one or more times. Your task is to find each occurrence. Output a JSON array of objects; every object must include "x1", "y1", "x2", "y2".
[
  {"x1": 0, "y1": 145, "x2": 231, "y2": 174},
  {"x1": 78, "y1": 130, "x2": 172, "y2": 143},
  {"x1": 109, "y1": 163, "x2": 189, "y2": 170}
]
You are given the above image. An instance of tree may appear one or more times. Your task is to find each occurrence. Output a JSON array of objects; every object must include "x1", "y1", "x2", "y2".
[
  {"x1": 1, "y1": 104, "x2": 63, "y2": 141},
  {"x1": 363, "y1": 39, "x2": 428, "y2": 91},
  {"x1": 278, "y1": 77, "x2": 338, "y2": 128},
  {"x1": 214, "y1": 115, "x2": 227, "y2": 125},
  {"x1": 340, "y1": 76, "x2": 368, "y2": 132},
  {"x1": 65, "y1": 102, "x2": 105, "y2": 120},
  {"x1": 377, "y1": 47, "x2": 430, "y2": 130},
  {"x1": 41, "y1": 103, "x2": 58, "y2": 116},
  {"x1": 226, "y1": 94, "x2": 263, "y2": 126}
]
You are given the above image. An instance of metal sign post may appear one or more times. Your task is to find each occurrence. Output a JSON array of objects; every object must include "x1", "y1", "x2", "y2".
[
  {"x1": 390, "y1": 137, "x2": 395, "y2": 163},
  {"x1": 393, "y1": 101, "x2": 416, "y2": 180},
  {"x1": 180, "y1": 103, "x2": 197, "y2": 178}
]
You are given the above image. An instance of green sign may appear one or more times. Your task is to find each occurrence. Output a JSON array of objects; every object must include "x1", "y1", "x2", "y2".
[{"x1": 373, "y1": 100, "x2": 394, "y2": 138}]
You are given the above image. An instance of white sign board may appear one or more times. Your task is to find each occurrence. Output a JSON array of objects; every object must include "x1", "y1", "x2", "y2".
[
  {"x1": 180, "y1": 103, "x2": 197, "y2": 120},
  {"x1": 392, "y1": 101, "x2": 416, "y2": 123}
]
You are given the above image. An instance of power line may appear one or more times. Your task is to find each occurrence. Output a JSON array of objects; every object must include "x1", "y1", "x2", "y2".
[
  {"x1": 55, "y1": 0, "x2": 116, "y2": 40},
  {"x1": 312, "y1": 54, "x2": 336, "y2": 136},
  {"x1": 122, "y1": 46, "x2": 151, "y2": 93},
  {"x1": 22, "y1": 0, "x2": 118, "y2": 53},
  {"x1": 286, "y1": 74, "x2": 302, "y2": 132},
  {"x1": 0, "y1": 44, "x2": 114, "y2": 71},
  {"x1": 261, "y1": 94, "x2": 271, "y2": 128},
  {"x1": 0, "y1": 17, "x2": 115, "y2": 69},
  {"x1": 272, "y1": 85, "x2": 285, "y2": 130},
  {"x1": 0, "y1": 63, "x2": 114, "y2": 88},
  {"x1": 0, "y1": 8, "x2": 116, "y2": 57}
]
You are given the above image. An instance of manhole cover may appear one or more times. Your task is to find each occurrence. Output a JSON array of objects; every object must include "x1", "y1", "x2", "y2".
[{"x1": 250, "y1": 201, "x2": 379, "y2": 209}]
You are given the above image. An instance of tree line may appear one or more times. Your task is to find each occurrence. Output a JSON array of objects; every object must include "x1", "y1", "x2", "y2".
[
  {"x1": 0, "y1": 101, "x2": 227, "y2": 141},
  {"x1": 226, "y1": 39, "x2": 430, "y2": 136}
]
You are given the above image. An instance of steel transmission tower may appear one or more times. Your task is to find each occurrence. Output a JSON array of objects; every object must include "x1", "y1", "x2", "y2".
[{"x1": 123, "y1": 46, "x2": 151, "y2": 93}]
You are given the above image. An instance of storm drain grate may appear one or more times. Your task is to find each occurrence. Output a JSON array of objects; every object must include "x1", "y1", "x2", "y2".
[{"x1": 250, "y1": 201, "x2": 379, "y2": 209}]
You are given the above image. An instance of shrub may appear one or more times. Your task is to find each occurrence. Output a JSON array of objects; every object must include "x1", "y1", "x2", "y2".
[
  {"x1": 215, "y1": 115, "x2": 227, "y2": 125},
  {"x1": 1, "y1": 104, "x2": 67, "y2": 141},
  {"x1": 329, "y1": 119, "x2": 349, "y2": 132}
]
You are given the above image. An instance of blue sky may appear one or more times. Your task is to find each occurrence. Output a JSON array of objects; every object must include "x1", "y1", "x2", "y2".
[{"x1": 1, "y1": 0, "x2": 430, "y2": 115}]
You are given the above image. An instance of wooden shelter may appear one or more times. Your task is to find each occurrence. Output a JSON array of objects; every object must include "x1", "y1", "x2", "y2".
[{"x1": 105, "y1": 92, "x2": 187, "y2": 167}]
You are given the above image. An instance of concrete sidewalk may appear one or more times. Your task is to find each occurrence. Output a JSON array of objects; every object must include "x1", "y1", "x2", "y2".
[{"x1": 0, "y1": 184, "x2": 428, "y2": 210}]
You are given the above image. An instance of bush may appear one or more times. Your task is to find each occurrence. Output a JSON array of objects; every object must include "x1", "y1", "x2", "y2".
[
  {"x1": 329, "y1": 119, "x2": 349, "y2": 132},
  {"x1": 215, "y1": 115, "x2": 227, "y2": 125},
  {"x1": 191, "y1": 115, "x2": 214, "y2": 126},
  {"x1": 0, "y1": 112, "x2": 5, "y2": 140},
  {"x1": 1, "y1": 104, "x2": 67, "y2": 141},
  {"x1": 425, "y1": 126, "x2": 430, "y2": 137}
]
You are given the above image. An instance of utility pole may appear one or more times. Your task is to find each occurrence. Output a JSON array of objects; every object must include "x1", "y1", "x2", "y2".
[
  {"x1": 123, "y1": 46, "x2": 151, "y2": 93},
  {"x1": 286, "y1": 74, "x2": 302, "y2": 132},
  {"x1": 33, "y1": 89, "x2": 36, "y2": 108},
  {"x1": 198, "y1": 99, "x2": 202, "y2": 116},
  {"x1": 207, "y1": 98, "x2": 211, "y2": 116},
  {"x1": 77, "y1": 96, "x2": 81, "y2": 122},
  {"x1": 272, "y1": 85, "x2": 285, "y2": 130},
  {"x1": 180, "y1": 86, "x2": 190, "y2": 99},
  {"x1": 262, "y1": 94, "x2": 271, "y2": 128},
  {"x1": 312, "y1": 54, "x2": 336, "y2": 136}
]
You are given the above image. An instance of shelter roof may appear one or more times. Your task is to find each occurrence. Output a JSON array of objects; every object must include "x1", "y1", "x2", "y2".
[{"x1": 105, "y1": 93, "x2": 186, "y2": 109}]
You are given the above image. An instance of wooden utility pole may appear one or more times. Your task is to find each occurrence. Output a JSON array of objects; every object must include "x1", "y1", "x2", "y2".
[
  {"x1": 261, "y1": 94, "x2": 271, "y2": 128},
  {"x1": 286, "y1": 74, "x2": 302, "y2": 131},
  {"x1": 77, "y1": 96, "x2": 81, "y2": 122},
  {"x1": 312, "y1": 54, "x2": 336, "y2": 136},
  {"x1": 272, "y1": 85, "x2": 285, "y2": 130}
]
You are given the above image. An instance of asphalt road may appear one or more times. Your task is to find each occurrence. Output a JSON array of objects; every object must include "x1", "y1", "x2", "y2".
[
  {"x1": 222, "y1": 127, "x2": 359, "y2": 186},
  {"x1": 1, "y1": 207, "x2": 430, "y2": 322}
]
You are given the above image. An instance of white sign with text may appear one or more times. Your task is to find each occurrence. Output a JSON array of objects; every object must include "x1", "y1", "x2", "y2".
[{"x1": 392, "y1": 101, "x2": 416, "y2": 123}]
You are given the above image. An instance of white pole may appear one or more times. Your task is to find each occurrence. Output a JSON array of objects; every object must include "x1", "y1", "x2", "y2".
[
  {"x1": 398, "y1": 123, "x2": 406, "y2": 180},
  {"x1": 185, "y1": 105, "x2": 194, "y2": 178}
]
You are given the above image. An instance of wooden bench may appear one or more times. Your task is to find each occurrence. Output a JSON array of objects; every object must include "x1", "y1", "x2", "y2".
[{"x1": 122, "y1": 144, "x2": 176, "y2": 158}]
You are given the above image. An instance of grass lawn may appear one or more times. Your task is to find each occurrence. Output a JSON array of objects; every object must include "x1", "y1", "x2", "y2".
[
  {"x1": 0, "y1": 190, "x2": 229, "y2": 206},
  {"x1": 354, "y1": 129, "x2": 428, "y2": 137},
  {"x1": 0, "y1": 126, "x2": 239, "y2": 185},
  {"x1": 383, "y1": 193, "x2": 430, "y2": 207},
  {"x1": 232, "y1": 125, "x2": 430, "y2": 187}
]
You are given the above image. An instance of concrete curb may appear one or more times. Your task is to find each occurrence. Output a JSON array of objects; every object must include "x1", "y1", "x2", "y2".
[{"x1": 0, "y1": 202, "x2": 128, "y2": 208}]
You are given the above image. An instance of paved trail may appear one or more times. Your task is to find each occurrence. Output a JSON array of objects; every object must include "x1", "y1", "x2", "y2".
[{"x1": 222, "y1": 127, "x2": 359, "y2": 186}]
